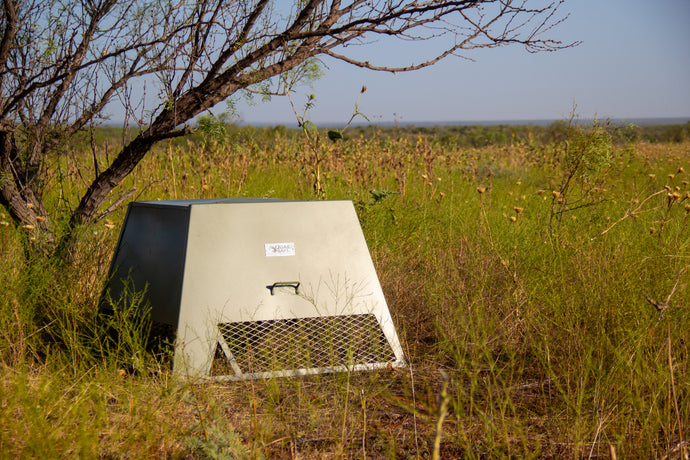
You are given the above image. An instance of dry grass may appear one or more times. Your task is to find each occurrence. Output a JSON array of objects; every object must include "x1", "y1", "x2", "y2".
[{"x1": 1, "y1": 125, "x2": 689, "y2": 458}]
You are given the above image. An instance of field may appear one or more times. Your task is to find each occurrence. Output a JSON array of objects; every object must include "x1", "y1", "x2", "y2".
[{"x1": 1, "y1": 121, "x2": 689, "y2": 458}]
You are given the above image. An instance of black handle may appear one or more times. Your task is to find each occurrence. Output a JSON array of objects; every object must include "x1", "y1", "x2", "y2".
[{"x1": 266, "y1": 281, "x2": 300, "y2": 295}]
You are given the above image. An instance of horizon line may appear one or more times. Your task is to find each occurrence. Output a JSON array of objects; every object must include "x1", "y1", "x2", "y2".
[
  {"x1": 101, "y1": 116, "x2": 690, "y2": 128},
  {"x1": 237, "y1": 116, "x2": 690, "y2": 128}
]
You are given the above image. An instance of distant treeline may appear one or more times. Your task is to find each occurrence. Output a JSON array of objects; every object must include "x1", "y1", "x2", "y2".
[
  {"x1": 224, "y1": 120, "x2": 690, "y2": 148},
  {"x1": 90, "y1": 120, "x2": 690, "y2": 151},
  {"x1": 343, "y1": 120, "x2": 690, "y2": 147}
]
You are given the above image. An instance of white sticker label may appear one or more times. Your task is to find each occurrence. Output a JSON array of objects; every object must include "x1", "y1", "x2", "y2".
[{"x1": 265, "y1": 242, "x2": 296, "y2": 257}]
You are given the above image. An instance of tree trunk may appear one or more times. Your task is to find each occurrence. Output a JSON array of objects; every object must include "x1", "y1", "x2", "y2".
[{"x1": 0, "y1": 129, "x2": 51, "y2": 234}]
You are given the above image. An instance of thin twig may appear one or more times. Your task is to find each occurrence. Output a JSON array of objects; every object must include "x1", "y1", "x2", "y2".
[
  {"x1": 668, "y1": 319, "x2": 684, "y2": 460},
  {"x1": 94, "y1": 188, "x2": 137, "y2": 222},
  {"x1": 361, "y1": 388, "x2": 367, "y2": 459},
  {"x1": 591, "y1": 189, "x2": 666, "y2": 240},
  {"x1": 340, "y1": 370, "x2": 351, "y2": 456},
  {"x1": 403, "y1": 339, "x2": 420, "y2": 458},
  {"x1": 588, "y1": 415, "x2": 606, "y2": 459},
  {"x1": 432, "y1": 371, "x2": 451, "y2": 460}
]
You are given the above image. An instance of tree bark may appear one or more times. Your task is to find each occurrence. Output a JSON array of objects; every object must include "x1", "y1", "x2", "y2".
[
  {"x1": 0, "y1": 129, "x2": 50, "y2": 232},
  {"x1": 69, "y1": 123, "x2": 191, "y2": 229}
]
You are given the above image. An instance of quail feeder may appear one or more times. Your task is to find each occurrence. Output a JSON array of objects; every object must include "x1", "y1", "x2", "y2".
[{"x1": 100, "y1": 199, "x2": 406, "y2": 380}]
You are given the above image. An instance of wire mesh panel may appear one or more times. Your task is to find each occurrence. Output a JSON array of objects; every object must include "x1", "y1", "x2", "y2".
[{"x1": 212, "y1": 314, "x2": 396, "y2": 378}]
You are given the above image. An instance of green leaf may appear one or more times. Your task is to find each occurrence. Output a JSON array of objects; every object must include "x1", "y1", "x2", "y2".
[
  {"x1": 327, "y1": 129, "x2": 343, "y2": 142},
  {"x1": 302, "y1": 120, "x2": 317, "y2": 131},
  {"x1": 196, "y1": 115, "x2": 227, "y2": 144},
  {"x1": 356, "y1": 111, "x2": 371, "y2": 123},
  {"x1": 369, "y1": 189, "x2": 399, "y2": 203}
]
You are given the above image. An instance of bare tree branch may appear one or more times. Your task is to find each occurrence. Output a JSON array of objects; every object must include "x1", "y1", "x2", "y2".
[{"x1": 0, "y1": 0, "x2": 578, "y2": 254}]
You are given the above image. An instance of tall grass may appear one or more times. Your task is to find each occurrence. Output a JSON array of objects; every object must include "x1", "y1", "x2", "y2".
[{"x1": 0, "y1": 123, "x2": 688, "y2": 457}]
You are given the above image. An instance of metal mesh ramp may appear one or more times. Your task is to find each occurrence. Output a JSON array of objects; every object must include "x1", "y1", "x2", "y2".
[{"x1": 211, "y1": 313, "x2": 396, "y2": 379}]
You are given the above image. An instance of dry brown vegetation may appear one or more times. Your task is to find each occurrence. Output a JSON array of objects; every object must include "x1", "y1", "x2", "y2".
[{"x1": 1, "y1": 123, "x2": 689, "y2": 458}]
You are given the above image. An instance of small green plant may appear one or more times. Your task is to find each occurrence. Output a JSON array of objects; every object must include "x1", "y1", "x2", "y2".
[
  {"x1": 184, "y1": 421, "x2": 249, "y2": 459},
  {"x1": 82, "y1": 279, "x2": 160, "y2": 373},
  {"x1": 288, "y1": 86, "x2": 369, "y2": 199},
  {"x1": 196, "y1": 112, "x2": 236, "y2": 148},
  {"x1": 549, "y1": 119, "x2": 613, "y2": 230}
]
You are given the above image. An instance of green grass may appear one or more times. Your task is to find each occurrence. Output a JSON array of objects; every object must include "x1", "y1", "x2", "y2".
[{"x1": 1, "y1": 124, "x2": 689, "y2": 458}]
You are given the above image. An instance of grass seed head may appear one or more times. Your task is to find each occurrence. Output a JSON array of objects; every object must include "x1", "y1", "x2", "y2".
[{"x1": 668, "y1": 192, "x2": 681, "y2": 202}]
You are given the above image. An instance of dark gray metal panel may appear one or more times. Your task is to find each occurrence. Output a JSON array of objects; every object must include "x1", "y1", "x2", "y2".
[{"x1": 101, "y1": 202, "x2": 190, "y2": 326}]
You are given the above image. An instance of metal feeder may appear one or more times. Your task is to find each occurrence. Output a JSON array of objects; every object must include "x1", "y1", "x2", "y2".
[{"x1": 100, "y1": 198, "x2": 406, "y2": 380}]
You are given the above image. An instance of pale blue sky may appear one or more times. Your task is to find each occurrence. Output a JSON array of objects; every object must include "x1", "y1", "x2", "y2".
[{"x1": 233, "y1": 0, "x2": 690, "y2": 125}]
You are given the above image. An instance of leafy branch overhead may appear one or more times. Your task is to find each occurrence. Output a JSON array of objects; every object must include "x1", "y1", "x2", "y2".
[{"x1": 0, "y1": 0, "x2": 577, "y2": 253}]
